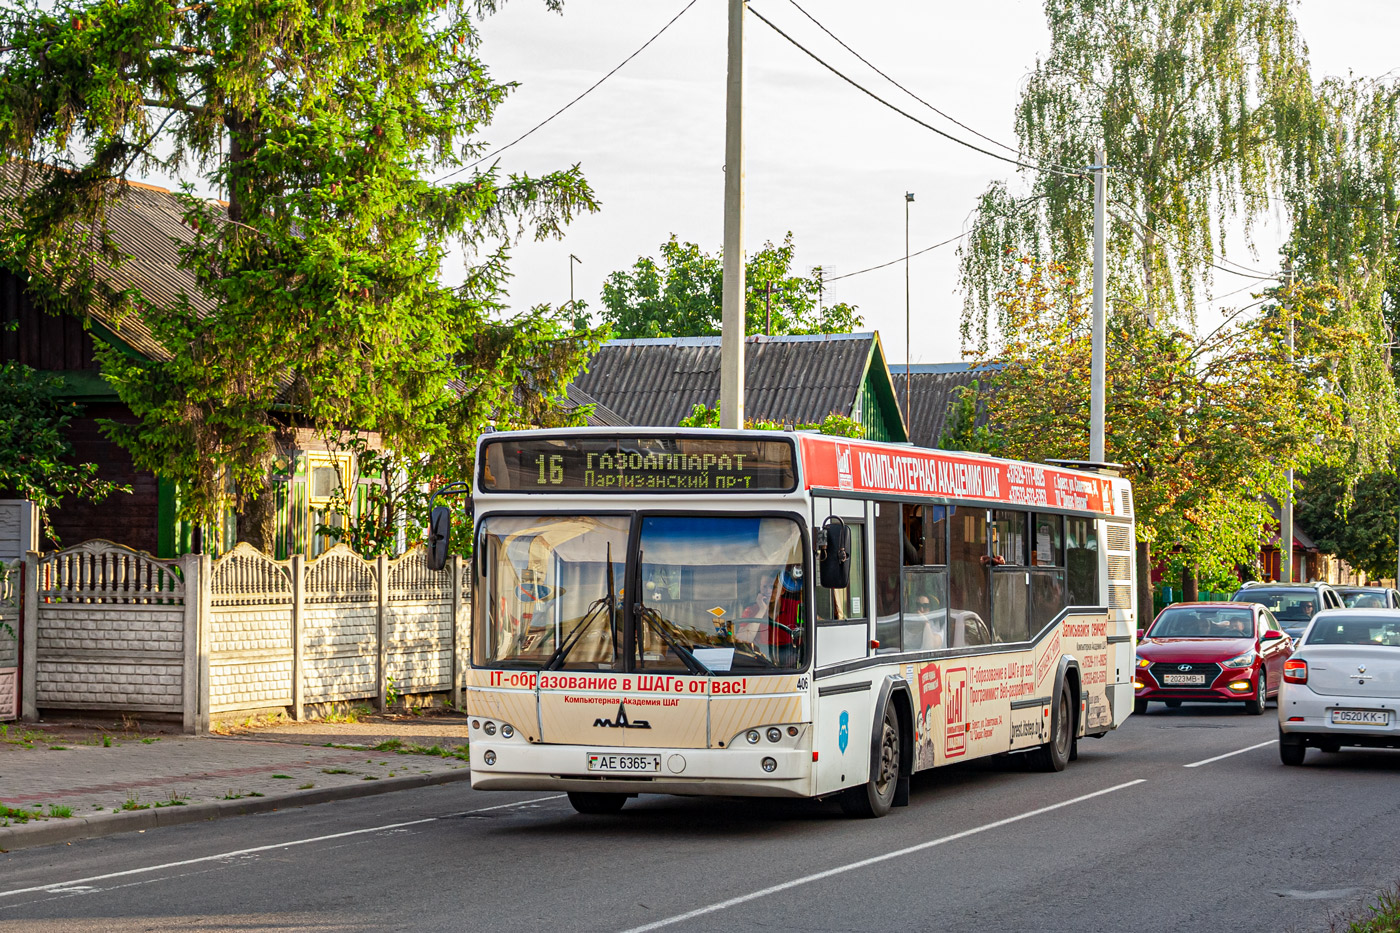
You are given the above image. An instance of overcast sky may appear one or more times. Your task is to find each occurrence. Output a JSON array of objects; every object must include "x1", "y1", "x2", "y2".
[{"x1": 457, "y1": 0, "x2": 1400, "y2": 365}]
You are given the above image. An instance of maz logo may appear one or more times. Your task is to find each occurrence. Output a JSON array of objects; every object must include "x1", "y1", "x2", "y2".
[{"x1": 593, "y1": 704, "x2": 651, "y2": 729}]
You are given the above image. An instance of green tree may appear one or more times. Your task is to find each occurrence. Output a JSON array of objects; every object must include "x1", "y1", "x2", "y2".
[
  {"x1": 600, "y1": 233, "x2": 861, "y2": 338},
  {"x1": 0, "y1": 361, "x2": 126, "y2": 539},
  {"x1": 976, "y1": 257, "x2": 1351, "y2": 592},
  {"x1": 1296, "y1": 459, "x2": 1399, "y2": 581},
  {"x1": 677, "y1": 401, "x2": 864, "y2": 438},
  {"x1": 0, "y1": 0, "x2": 601, "y2": 549},
  {"x1": 959, "y1": 0, "x2": 1311, "y2": 344}
]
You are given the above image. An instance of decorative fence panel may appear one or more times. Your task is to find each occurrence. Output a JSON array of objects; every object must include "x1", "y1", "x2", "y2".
[
  {"x1": 27, "y1": 541, "x2": 195, "y2": 728},
  {"x1": 14, "y1": 539, "x2": 467, "y2": 731},
  {"x1": 0, "y1": 499, "x2": 38, "y2": 562},
  {"x1": 0, "y1": 561, "x2": 19, "y2": 721},
  {"x1": 208, "y1": 544, "x2": 295, "y2": 715},
  {"x1": 302, "y1": 546, "x2": 378, "y2": 707}
]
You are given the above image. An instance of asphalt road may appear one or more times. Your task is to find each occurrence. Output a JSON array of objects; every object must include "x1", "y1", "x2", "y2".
[{"x1": 2, "y1": 705, "x2": 1397, "y2": 933}]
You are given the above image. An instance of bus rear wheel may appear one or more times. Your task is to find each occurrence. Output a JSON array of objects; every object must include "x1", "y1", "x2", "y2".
[
  {"x1": 840, "y1": 705, "x2": 899, "y2": 818},
  {"x1": 567, "y1": 791, "x2": 627, "y2": 815},
  {"x1": 1032, "y1": 685, "x2": 1073, "y2": 773}
]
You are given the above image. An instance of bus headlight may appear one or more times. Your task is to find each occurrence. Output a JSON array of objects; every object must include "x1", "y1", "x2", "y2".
[
  {"x1": 501, "y1": 724, "x2": 514, "y2": 739},
  {"x1": 761, "y1": 757, "x2": 777, "y2": 773},
  {"x1": 484, "y1": 722, "x2": 496, "y2": 736},
  {"x1": 766, "y1": 728, "x2": 782, "y2": 743},
  {"x1": 746, "y1": 730, "x2": 761, "y2": 744},
  {"x1": 482, "y1": 750, "x2": 496, "y2": 766}
]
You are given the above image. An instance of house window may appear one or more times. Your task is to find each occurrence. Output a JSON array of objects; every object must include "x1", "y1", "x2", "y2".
[{"x1": 307, "y1": 453, "x2": 352, "y2": 556}]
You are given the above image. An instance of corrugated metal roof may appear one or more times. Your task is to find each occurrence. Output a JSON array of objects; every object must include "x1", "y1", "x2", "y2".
[
  {"x1": 891, "y1": 363, "x2": 1000, "y2": 448},
  {"x1": 0, "y1": 162, "x2": 218, "y2": 362},
  {"x1": 573, "y1": 333, "x2": 877, "y2": 427}
]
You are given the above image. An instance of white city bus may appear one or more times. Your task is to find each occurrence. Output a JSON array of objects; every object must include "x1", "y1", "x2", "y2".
[{"x1": 451, "y1": 428, "x2": 1137, "y2": 817}]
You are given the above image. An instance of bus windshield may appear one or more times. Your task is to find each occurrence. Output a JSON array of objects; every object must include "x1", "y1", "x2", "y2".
[
  {"x1": 638, "y1": 515, "x2": 806, "y2": 672},
  {"x1": 474, "y1": 514, "x2": 807, "y2": 673}
]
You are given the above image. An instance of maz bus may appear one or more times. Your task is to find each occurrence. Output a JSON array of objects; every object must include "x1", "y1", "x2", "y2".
[{"x1": 434, "y1": 428, "x2": 1137, "y2": 817}]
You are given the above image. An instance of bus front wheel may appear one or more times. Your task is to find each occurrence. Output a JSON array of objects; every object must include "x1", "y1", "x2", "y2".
[
  {"x1": 840, "y1": 705, "x2": 900, "y2": 818},
  {"x1": 567, "y1": 791, "x2": 627, "y2": 815}
]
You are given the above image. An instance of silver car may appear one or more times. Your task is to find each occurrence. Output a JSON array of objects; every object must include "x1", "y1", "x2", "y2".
[{"x1": 1278, "y1": 609, "x2": 1400, "y2": 765}]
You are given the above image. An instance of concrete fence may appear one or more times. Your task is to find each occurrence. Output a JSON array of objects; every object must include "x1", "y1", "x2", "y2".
[
  {"x1": 16, "y1": 540, "x2": 468, "y2": 732},
  {"x1": 1, "y1": 561, "x2": 18, "y2": 721}
]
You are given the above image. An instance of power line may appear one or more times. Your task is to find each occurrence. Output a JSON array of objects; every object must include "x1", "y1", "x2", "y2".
[
  {"x1": 825, "y1": 194, "x2": 1048, "y2": 284},
  {"x1": 433, "y1": 0, "x2": 700, "y2": 185},
  {"x1": 1107, "y1": 200, "x2": 1279, "y2": 282},
  {"x1": 824, "y1": 231, "x2": 968, "y2": 283},
  {"x1": 746, "y1": 4, "x2": 1089, "y2": 180},
  {"x1": 781, "y1": 0, "x2": 1083, "y2": 175}
]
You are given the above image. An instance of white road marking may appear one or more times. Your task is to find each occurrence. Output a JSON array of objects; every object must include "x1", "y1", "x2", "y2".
[
  {"x1": 1183, "y1": 739, "x2": 1277, "y2": 768},
  {"x1": 616, "y1": 779, "x2": 1147, "y2": 933},
  {"x1": 0, "y1": 795, "x2": 567, "y2": 900}
]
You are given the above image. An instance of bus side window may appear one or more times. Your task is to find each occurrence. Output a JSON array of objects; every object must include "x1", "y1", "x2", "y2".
[
  {"x1": 1067, "y1": 518, "x2": 1100, "y2": 605},
  {"x1": 949, "y1": 507, "x2": 990, "y2": 646},
  {"x1": 991, "y1": 510, "x2": 1030, "y2": 643},
  {"x1": 1030, "y1": 514, "x2": 1066, "y2": 638},
  {"x1": 816, "y1": 523, "x2": 867, "y2": 622},
  {"x1": 874, "y1": 501, "x2": 902, "y2": 650}
]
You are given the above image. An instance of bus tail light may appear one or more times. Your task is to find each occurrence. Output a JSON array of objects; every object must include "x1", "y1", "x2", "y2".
[{"x1": 1283, "y1": 659, "x2": 1308, "y2": 684}]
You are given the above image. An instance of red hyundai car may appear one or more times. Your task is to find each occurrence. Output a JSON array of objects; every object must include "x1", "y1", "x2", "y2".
[{"x1": 1134, "y1": 602, "x2": 1294, "y2": 714}]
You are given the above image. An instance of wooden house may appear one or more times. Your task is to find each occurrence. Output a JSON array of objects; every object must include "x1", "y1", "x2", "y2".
[{"x1": 571, "y1": 332, "x2": 908, "y2": 442}]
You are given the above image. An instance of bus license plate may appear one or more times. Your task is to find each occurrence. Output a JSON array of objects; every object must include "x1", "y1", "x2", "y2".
[
  {"x1": 587, "y1": 753, "x2": 661, "y2": 773},
  {"x1": 1162, "y1": 674, "x2": 1206, "y2": 685},
  {"x1": 1330, "y1": 709, "x2": 1390, "y2": 725}
]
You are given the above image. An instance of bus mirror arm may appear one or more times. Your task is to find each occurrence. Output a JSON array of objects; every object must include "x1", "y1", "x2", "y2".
[
  {"x1": 426, "y1": 481, "x2": 473, "y2": 573},
  {"x1": 818, "y1": 516, "x2": 851, "y2": 590}
]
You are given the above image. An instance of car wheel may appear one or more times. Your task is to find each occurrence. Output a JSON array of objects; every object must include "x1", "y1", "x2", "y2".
[
  {"x1": 1164, "y1": 699, "x2": 1182, "y2": 709},
  {"x1": 1245, "y1": 675, "x2": 1266, "y2": 715},
  {"x1": 840, "y1": 704, "x2": 899, "y2": 818},
  {"x1": 1133, "y1": 697, "x2": 1149, "y2": 715},
  {"x1": 1031, "y1": 684, "x2": 1073, "y2": 773},
  {"x1": 1279, "y1": 731, "x2": 1306, "y2": 766},
  {"x1": 567, "y1": 792, "x2": 627, "y2": 815}
]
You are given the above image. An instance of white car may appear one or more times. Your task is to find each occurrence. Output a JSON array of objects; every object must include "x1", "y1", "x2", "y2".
[{"x1": 1278, "y1": 609, "x2": 1400, "y2": 765}]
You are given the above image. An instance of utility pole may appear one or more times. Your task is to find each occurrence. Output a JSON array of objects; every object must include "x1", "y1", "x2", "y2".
[
  {"x1": 718, "y1": 0, "x2": 746, "y2": 429},
  {"x1": 905, "y1": 191, "x2": 914, "y2": 426},
  {"x1": 764, "y1": 281, "x2": 772, "y2": 336},
  {"x1": 1281, "y1": 263, "x2": 1295, "y2": 583},
  {"x1": 1090, "y1": 148, "x2": 1107, "y2": 463},
  {"x1": 569, "y1": 253, "x2": 581, "y2": 309}
]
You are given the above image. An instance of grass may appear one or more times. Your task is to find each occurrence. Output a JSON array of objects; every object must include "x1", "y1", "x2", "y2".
[
  {"x1": 0, "y1": 804, "x2": 46, "y2": 823},
  {"x1": 338, "y1": 740, "x2": 471, "y2": 762},
  {"x1": 322, "y1": 768, "x2": 352, "y2": 775},
  {"x1": 361, "y1": 775, "x2": 379, "y2": 781},
  {"x1": 48, "y1": 745, "x2": 67, "y2": 750},
  {"x1": 319, "y1": 705, "x2": 373, "y2": 724},
  {"x1": 297, "y1": 783, "x2": 314, "y2": 790},
  {"x1": 47, "y1": 805, "x2": 72, "y2": 819},
  {"x1": 219, "y1": 790, "x2": 264, "y2": 800},
  {"x1": 140, "y1": 737, "x2": 159, "y2": 745},
  {"x1": 271, "y1": 774, "x2": 292, "y2": 779},
  {"x1": 120, "y1": 796, "x2": 150, "y2": 811},
  {"x1": 1334, "y1": 886, "x2": 1400, "y2": 932},
  {"x1": 0, "y1": 725, "x2": 44, "y2": 749}
]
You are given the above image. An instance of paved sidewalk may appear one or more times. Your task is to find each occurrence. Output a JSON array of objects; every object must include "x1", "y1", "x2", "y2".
[{"x1": 0, "y1": 713, "x2": 472, "y2": 851}]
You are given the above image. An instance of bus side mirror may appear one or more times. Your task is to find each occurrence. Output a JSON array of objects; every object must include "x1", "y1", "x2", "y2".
[
  {"x1": 818, "y1": 519, "x2": 851, "y2": 590},
  {"x1": 427, "y1": 505, "x2": 452, "y2": 572}
]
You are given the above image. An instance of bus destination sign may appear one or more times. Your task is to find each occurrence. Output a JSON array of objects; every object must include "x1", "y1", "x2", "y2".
[{"x1": 480, "y1": 436, "x2": 798, "y2": 493}]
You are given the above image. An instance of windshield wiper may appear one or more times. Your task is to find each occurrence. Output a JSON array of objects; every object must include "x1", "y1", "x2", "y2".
[
  {"x1": 634, "y1": 604, "x2": 712, "y2": 675},
  {"x1": 543, "y1": 542, "x2": 617, "y2": 671}
]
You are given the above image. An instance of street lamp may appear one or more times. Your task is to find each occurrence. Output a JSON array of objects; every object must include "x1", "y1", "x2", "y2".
[{"x1": 905, "y1": 191, "x2": 914, "y2": 432}]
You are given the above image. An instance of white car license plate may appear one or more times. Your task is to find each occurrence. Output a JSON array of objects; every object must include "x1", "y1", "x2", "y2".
[
  {"x1": 587, "y1": 753, "x2": 661, "y2": 773},
  {"x1": 1330, "y1": 709, "x2": 1391, "y2": 725},
  {"x1": 1162, "y1": 674, "x2": 1207, "y2": 686}
]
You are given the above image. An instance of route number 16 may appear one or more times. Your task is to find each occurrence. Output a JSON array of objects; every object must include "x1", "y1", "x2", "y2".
[{"x1": 535, "y1": 454, "x2": 564, "y2": 485}]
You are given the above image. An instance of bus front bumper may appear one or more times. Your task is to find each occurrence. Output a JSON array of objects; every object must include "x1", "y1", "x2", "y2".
[{"x1": 470, "y1": 744, "x2": 815, "y2": 798}]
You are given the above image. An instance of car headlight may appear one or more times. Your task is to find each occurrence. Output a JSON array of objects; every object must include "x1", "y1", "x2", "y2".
[
  {"x1": 1136, "y1": 657, "x2": 1151, "y2": 668},
  {"x1": 1221, "y1": 650, "x2": 1256, "y2": 669}
]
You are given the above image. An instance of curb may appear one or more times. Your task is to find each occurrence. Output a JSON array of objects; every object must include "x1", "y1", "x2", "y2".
[{"x1": 0, "y1": 767, "x2": 474, "y2": 853}]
